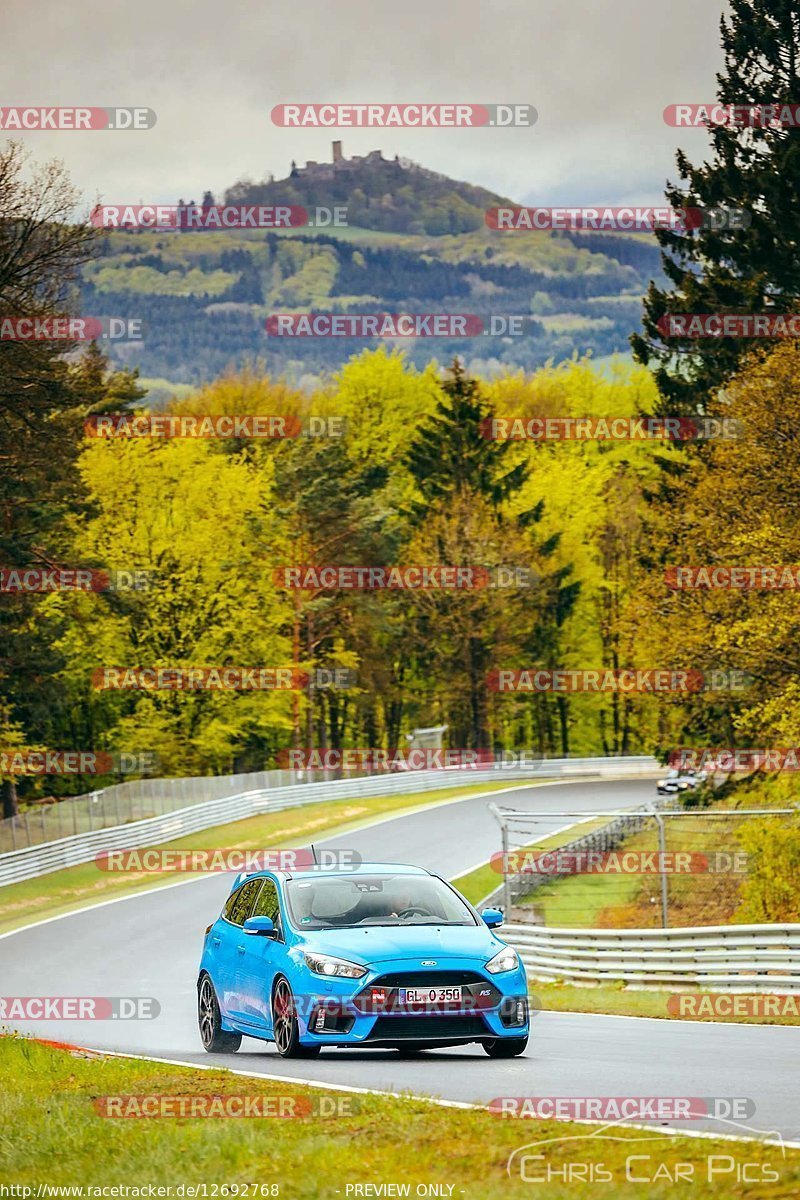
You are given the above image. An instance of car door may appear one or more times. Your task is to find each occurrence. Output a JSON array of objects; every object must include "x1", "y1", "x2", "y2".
[
  {"x1": 235, "y1": 875, "x2": 286, "y2": 1031},
  {"x1": 207, "y1": 888, "x2": 242, "y2": 1017},
  {"x1": 217, "y1": 878, "x2": 263, "y2": 1020}
]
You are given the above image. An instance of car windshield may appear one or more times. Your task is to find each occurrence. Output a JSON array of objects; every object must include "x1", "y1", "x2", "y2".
[{"x1": 284, "y1": 873, "x2": 477, "y2": 930}]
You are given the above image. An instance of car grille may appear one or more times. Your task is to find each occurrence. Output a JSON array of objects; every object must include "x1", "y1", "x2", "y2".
[
  {"x1": 367, "y1": 1014, "x2": 488, "y2": 1041},
  {"x1": 371, "y1": 970, "x2": 487, "y2": 987},
  {"x1": 353, "y1": 970, "x2": 502, "y2": 1015}
]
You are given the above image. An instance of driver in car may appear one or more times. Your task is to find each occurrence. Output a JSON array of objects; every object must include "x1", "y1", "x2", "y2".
[{"x1": 389, "y1": 885, "x2": 419, "y2": 918}]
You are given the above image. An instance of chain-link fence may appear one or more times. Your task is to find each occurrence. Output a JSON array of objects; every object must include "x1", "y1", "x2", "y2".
[
  {"x1": 0, "y1": 754, "x2": 660, "y2": 856},
  {"x1": 487, "y1": 802, "x2": 799, "y2": 928},
  {"x1": 0, "y1": 769, "x2": 303, "y2": 854}
]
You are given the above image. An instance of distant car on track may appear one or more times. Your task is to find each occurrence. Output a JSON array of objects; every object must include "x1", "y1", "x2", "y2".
[
  {"x1": 656, "y1": 768, "x2": 706, "y2": 795},
  {"x1": 197, "y1": 862, "x2": 529, "y2": 1059}
]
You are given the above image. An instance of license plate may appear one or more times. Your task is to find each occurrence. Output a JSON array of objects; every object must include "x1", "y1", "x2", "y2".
[{"x1": 398, "y1": 986, "x2": 463, "y2": 1004}]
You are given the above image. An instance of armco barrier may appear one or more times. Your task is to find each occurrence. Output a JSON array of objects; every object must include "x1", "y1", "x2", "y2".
[
  {"x1": 503, "y1": 922, "x2": 800, "y2": 991},
  {"x1": 0, "y1": 756, "x2": 659, "y2": 887}
]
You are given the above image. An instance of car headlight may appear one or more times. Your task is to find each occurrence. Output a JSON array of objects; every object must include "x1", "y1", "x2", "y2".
[
  {"x1": 485, "y1": 945, "x2": 519, "y2": 974},
  {"x1": 303, "y1": 951, "x2": 367, "y2": 979}
]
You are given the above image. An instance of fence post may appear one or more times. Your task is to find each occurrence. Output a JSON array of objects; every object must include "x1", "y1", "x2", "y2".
[
  {"x1": 501, "y1": 820, "x2": 512, "y2": 917},
  {"x1": 655, "y1": 810, "x2": 669, "y2": 929}
]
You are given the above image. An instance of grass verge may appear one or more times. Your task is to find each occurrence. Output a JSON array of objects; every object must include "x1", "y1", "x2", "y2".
[
  {"x1": 1, "y1": 1036, "x2": 796, "y2": 1196},
  {"x1": 531, "y1": 981, "x2": 800, "y2": 1026},
  {"x1": 0, "y1": 779, "x2": 534, "y2": 937}
]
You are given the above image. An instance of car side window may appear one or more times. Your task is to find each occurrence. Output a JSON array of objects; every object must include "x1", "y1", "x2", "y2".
[
  {"x1": 225, "y1": 879, "x2": 262, "y2": 927},
  {"x1": 251, "y1": 877, "x2": 282, "y2": 936},
  {"x1": 222, "y1": 890, "x2": 239, "y2": 921}
]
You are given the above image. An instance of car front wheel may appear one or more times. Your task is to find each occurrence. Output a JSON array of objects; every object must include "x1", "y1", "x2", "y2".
[
  {"x1": 198, "y1": 975, "x2": 241, "y2": 1053},
  {"x1": 482, "y1": 1035, "x2": 528, "y2": 1058},
  {"x1": 272, "y1": 977, "x2": 321, "y2": 1059}
]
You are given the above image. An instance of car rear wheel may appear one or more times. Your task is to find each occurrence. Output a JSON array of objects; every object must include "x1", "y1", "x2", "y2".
[
  {"x1": 482, "y1": 1035, "x2": 528, "y2": 1058},
  {"x1": 272, "y1": 977, "x2": 321, "y2": 1059},
  {"x1": 198, "y1": 975, "x2": 241, "y2": 1053}
]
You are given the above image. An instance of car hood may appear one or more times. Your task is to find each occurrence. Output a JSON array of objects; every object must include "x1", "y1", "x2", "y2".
[{"x1": 298, "y1": 923, "x2": 500, "y2": 964}]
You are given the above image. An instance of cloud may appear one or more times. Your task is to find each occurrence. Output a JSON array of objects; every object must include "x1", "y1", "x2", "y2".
[{"x1": 1, "y1": 0, "x2": 729, "y2": 205}]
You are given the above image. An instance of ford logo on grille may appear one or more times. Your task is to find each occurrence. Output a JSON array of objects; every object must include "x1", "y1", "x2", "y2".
[{"x1": 420, "y1": 960, "x2": 437, "y2": 966}]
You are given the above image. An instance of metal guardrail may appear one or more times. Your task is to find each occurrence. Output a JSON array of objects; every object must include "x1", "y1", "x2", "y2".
[
  {"x1": 0, "y1": 769, "x2": 303, "y2": 854},
  {"x1": 0, "y1": 755, "x2": 659, "y2": 888},
  {"x1": 503, "y1": 922, "x2": 800, "y2": 990}
]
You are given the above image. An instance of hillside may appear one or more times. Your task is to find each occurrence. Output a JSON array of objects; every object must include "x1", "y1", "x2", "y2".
[
  {"x1": 79, "y1": 145, "x2": 665, "y2": 391},
  {"x1": 225, "y1": 144, "x2": 503, "y2": 236}
]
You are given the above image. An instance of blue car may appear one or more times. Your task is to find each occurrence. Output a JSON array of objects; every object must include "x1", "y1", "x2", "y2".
[{"x1": 197, "y1": 862, "x2": 529, "y2": 1058}]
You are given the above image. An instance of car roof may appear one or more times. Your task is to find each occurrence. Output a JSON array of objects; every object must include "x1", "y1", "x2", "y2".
[{"x1": 232, "y1": 862, "x2": 432, "y2": 888}]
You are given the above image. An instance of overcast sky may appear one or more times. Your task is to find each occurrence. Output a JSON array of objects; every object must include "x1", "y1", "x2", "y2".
[{"x1": 3, "y1": 0, "x2": 729, "y2": 208}]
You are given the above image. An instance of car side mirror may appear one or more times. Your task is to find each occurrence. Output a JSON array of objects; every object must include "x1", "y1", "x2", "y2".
[
  {"x1": 243, "y1": 916, "x2": 277, "y2": 938},
  {"x1": 481, "y1": 907, "x2": 504, "y2": 929}
]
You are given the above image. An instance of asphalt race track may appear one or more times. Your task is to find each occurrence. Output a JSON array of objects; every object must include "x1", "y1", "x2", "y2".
[{"x1": 2, "y1": 776, "x2": 799, "y2": 1142}]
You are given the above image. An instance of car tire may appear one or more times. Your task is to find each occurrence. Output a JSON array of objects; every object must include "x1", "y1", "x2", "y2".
[
  {"x1": 198, "y1": 974, "x2": 242, "y2": 1053},
  {"x1": 272, "y1": 976, "x2": 321, "y2": 1059},
  {"x1": 482, "y1": 1035, "x2": 528, "y2": 1058}
]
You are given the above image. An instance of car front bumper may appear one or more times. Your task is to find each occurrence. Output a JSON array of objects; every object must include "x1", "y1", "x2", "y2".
[{"x1": 292, "y1": 955, "x2": 530, "y2": 1046}]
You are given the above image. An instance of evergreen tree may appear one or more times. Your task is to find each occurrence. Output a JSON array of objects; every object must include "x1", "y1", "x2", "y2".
[
  {"x1": 632, "y1": 1, "x2": 800, "y2": 411},
  {"x1": 406, "y1": 359, "x2": 527, "y2": 510},
  {"x1": 0, "y1": 143, "x2": 98, "y2": 814}
]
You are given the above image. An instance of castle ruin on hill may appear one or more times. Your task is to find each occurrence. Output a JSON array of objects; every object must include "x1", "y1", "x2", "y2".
[{"x1": 289, "y1": 142, "x2": 418, "y2": 180}]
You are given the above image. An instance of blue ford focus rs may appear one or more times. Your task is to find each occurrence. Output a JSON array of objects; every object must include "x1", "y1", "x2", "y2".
[{"x1": 197, "y1": 862, "x2": 529, "y2": 1058}]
